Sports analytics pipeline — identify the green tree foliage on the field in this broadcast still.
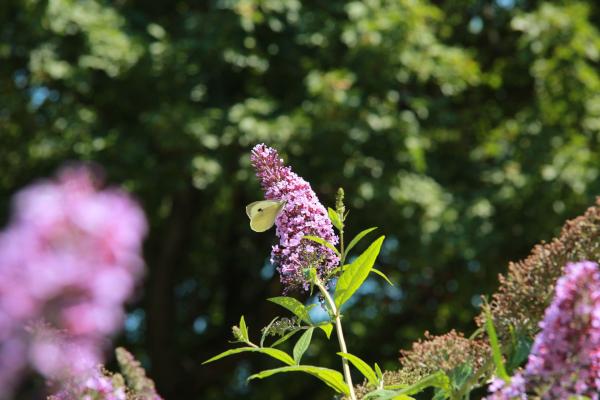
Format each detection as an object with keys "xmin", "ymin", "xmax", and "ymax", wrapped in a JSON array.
[{"xmin": 1, "ymin": 0, "xmax": 599, "ymax": 398}]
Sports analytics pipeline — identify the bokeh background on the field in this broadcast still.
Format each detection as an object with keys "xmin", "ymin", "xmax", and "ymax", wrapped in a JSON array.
[{"xmin": 1, "ymin": 0, "xmax": 600, "ymax": 398}]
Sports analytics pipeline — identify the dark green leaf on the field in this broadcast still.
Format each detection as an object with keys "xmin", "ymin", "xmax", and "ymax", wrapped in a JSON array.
[
  {"xmin": 270, "ymin": 329, "xmax": 301, "ymax": 348},
  {"xmin": 260, "ymin": 316, "xmax": 279, "ymax": 347},
  {"xmin": 506, "ymin": 327, "xmax": 532, "ymax": 374}
]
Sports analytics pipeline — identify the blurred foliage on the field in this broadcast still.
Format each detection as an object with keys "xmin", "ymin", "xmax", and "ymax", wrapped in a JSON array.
[{"xmin": 1, "ymin": 0, "xmax": 599, "ymax": 398}]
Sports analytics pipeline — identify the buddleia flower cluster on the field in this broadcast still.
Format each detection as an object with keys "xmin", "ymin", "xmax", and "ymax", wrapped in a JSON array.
[
  {"xmin": 487, "ymin": 261, "xmax": 600, "ymax": 399},
  {"xmin": 0, "ymin": 166, "xmax": 147, "ymax": 396},
  {"xmin": 250, "ymin": 144, "xmax": 339, "ymax": 291}
]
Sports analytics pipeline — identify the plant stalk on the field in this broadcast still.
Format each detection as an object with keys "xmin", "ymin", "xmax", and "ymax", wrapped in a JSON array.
[{"xmin": 315, "ymin": 280, "xmax": 356, "ymax": 400}]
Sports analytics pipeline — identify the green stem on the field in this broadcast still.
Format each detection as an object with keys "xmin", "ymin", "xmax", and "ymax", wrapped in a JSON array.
[
  {"xmin": 452, "ymin": 356, "xmax": 494, "ymax": 400},
  {"xmin": 315, "ymin": 280, "xmax": 356, "ymax": 400}
]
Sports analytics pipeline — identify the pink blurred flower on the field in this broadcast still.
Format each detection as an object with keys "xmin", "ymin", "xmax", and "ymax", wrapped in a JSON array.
[
  {"xmin": 0, "ymin": 166, "xmax": 147, "ymax": 397},
  {"xmin": 487, "ymin": 261, "xmax": 600, "ymax": 399}
]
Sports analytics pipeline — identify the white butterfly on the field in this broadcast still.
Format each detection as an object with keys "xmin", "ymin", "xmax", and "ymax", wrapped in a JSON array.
[{"xmin": 246, "ymin": 200, "xmax": 287, "ymax": 232}]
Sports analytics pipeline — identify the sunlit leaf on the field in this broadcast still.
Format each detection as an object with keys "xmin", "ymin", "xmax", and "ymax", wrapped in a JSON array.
[
  {"xmin": 371, "ymin": 268, "xmax": 393, "ymax": 286},
  {"xmin": 248, "ymin": 365, "xmax": 349, "ymax": 394},
  {"xmin": 337, "ymin": 352, "xmax": 378, "ymax": 386},
  {"xmin": 484, "ymin": 304, "xmax": 509, "ymax": 382},
  {"xmin": 304, "ymin": 235, "xmax": 340, "ymax": 256},
  {"xmin": 268, "ymin": 297, "xmax": 311, "ymax": 324},
  {"xmin": 317, "ymin": 323, "xmax": 333, "ymax": 339},
  {"xmin": 293, "ymin": 327, "xmax": 314, "ymax": 364},
  {"xmin": 239, "ymin": 315, "xmax": 249, "ymax": 342},
  {"xmin": 328, "ymin": 207, "xmax": 343, "ymax": 231},
  {"xmin": 202, "ymin": 347, "xmax": 295, "ymax": 366},
  {"xmin": 345, "ymin": 227, "xmax": 377, "ymax": 258},
  {"xmin": 335, "ymin": 236, "xmax": 385, "ymax": 308}
]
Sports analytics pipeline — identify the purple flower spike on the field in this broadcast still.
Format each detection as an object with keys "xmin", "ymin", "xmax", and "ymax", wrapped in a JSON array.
[
  {"xmin": 487, "ymin": 261, "xmax": 600, "ymax": 399},
  {"xmin": 250, "ymin": 144, "xmax": 339, "ymax": 292}
]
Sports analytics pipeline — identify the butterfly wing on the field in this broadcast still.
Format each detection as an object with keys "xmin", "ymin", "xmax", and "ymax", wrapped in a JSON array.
[
  {"xmin": 246, "ymin": 201, "xmax": 265, "ymax": 218},
  {"xmin": 247, "ymin": 200, "xmax": 286, "ymax": 232}
]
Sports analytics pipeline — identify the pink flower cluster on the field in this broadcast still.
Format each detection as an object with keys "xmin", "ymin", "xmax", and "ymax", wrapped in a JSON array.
[
  {"xmin": 49, "ymin": 370, "xmax": 127, "ymax": 400},
  {"xmin": 250, "ymin": 144, "xmax": 339, "ymax": 291},
  {"xmin": 0, "ymin": 166, "xmax": 147, "ymax": 396},
  {"xmin": 487, "ymin": 261, "xmax": 600, "ymax": 399}
]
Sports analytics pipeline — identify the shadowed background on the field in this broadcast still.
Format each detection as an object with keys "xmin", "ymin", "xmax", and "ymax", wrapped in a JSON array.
[{"xmin": 1, "ymin": 0, "xmax": 600, "ymax": 398}]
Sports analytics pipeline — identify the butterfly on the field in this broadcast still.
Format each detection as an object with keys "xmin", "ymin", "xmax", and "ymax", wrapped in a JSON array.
[{"xmin": 246, "ymin": 200, "xmax": 287, "ymax": 232}]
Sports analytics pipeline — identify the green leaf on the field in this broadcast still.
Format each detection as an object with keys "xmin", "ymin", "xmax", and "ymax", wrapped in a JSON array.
[
  {"xmin": 293, "ymin": 327, "xmax": 314, "ymax": 364},
  {"xmin": 334, "ymin": 236, "xmax": 385, "ymax": 308},
  {"xmin": 248, "ymin": 365, "xmax": 349, "ymax": 394},
  {"xmin": 268, "ymin": 297, "xmax": 311, "ymax": 324},
  {"xmin": 202, "ymin": 347, "xmax": 295, "ymax": 366},
  {"xmin": 270, "ymin": 329, "xmax": 300, "ymax": 348},
  {"xmin": 372, "ymin": 268, "xmax": 393, "ymax": 286},
  {"xmin": 386, "ymin": 371, "xmax": 451, "ymax": 396},
  {"xmin": 303, "ymin": 235, "xmax": 340, "ymax": 256},
  {"xmin": 506, "ymin": 327, "xmax": 532, "ymax": 374},
  {"xmin": 239, "ymin": 315, "xmax": 249, "ymax": 342},
  {"xmin": 374, "ymin": 363, "xmax": 383, "ymax": 381},
  {"xmin": 317, "ymin": 323, "xmax": 333, "ymax": 339},
  {"xmin": 363, "ymin": 390, "xmax": 414, "ymax": 400},
  {"xmin": 328, "ymin": 207, "xmax": 343, "ymax": 231},
  {"xmin": 345, "ymin": 227, "xmax": 377, "ymax": 257},
  {"xmin": 337, "ymin": 352, "xmax": 378, "ymax": 386},
  {"xmin": 484, "ymin": 304, "xmax": 509, "ymax": 382},
  {"xmin": 448, "ymin": 363, "xmax": 472, "ymax": 391},
  {"xmin": 260, "ymin": 316, "xmax": 279, "ymax": 347}
]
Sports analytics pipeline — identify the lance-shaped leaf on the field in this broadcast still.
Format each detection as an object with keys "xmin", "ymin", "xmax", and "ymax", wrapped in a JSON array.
[
  {"xmin": 239, "ymin": 315, "xmax": 249, "ymax": 341},
  {"xmin": 372, "ymin": 268, "xmax": 393, "ymax": 286},
  {"xmin": 317, "ymin": 323, "xmax": 333, "ymax": 339},
  {"xmin": 202, "ymin": 347, "xmax": 295, "ymax": 366},
  {"xmin": 270, "ymin": 329, "xmax": 301, "ymax": 348},
  {"xmin": 337, "ymin": 352, "xmax": 378, "ymax": 387},
  {"xmin": 335, "ymin": 236, "xmax": 385, "ymax": 308},
  {"xmin": 345, "ymin": 227, "xmax": 377, "ymax": 258},
  {"xmin": 328, "ymin": 207, "xmax": 343, "ymax": 231},
  {"xmin": 268, "ymin": 297, "xmax": 311, "ymax": 324},
  {"xmin": 484, "ymin": 304, "xmax": 509, "ymax": 382},
  {"xmin": 248, "ymin": 365, "xmax": 349, "ymax": 394},
  {"xmin": 293, "ymin": 327, "xmax": 314, "ymax": 364}
]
